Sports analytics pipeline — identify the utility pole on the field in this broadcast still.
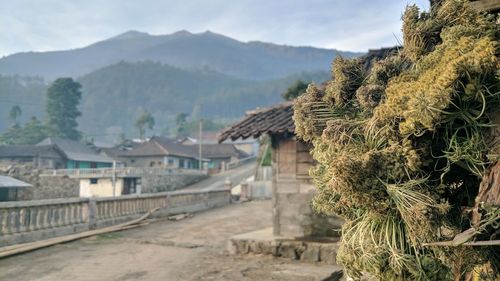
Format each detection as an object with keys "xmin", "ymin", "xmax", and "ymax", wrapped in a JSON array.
[
  {"xmin": 112, "ymin": 160, "xmax": 116, "ymax": 196},
  {"xmin": 198, "ymin": 120, "xmax": 203, "ymax": 170}
]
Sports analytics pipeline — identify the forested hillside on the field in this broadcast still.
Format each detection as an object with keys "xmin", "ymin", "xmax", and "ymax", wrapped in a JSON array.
[
  {"xmin": 0, "ymin": 30, "xmax": 360, "ymax": 143},
  {"xmin": 0, "ymin": 62, "xmax": 329, "ymax": 141},
  {"xmin": 77, "ymin": 61, "xmax": 329, "ymax": 138}
]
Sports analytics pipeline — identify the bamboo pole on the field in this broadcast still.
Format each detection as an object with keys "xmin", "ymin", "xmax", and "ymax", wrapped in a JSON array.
[{"xmin": 422, "ymin": 240, "xmax": 500, "ymax": 247}]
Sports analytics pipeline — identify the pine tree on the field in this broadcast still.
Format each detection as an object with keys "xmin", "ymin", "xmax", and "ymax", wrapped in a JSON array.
[{"xmin": 45, "ymin": 78, "xmax": 82, "ymax": 140}]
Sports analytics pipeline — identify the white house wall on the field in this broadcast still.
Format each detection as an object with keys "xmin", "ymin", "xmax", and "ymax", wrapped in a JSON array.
[{"xmin": 79, "ymin": 178, "xmax": 124, "ymax": 198}]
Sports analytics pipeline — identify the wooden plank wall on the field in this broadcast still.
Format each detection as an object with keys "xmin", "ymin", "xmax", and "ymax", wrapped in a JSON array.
[
  {"xmin": 277, "ymin": 138, "xmax": 296, "ymax": 176},
  {"xmin": 273, "ymin": 135, "xmax": 314, "ymax": 179}
]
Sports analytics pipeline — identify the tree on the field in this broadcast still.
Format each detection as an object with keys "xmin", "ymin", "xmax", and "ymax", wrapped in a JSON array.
[
  {"xmin": 0, "ymin": 117, "xmax": 48, "ymax": 145},
  {"xmin": 0, "ymin": 125, "xmax": 21, "ymax": 145},
  {"xmin": 282, "ymin": 80, "xmax": 309, "ymax": 101},
  {"xmin": 45, "ymin": 78, "xmax": 82, "ymax": 140},
  {"xmin": 9, "ymin": 105, "xmax": 22, "ymax": 125},
  {"xmin": 175, "ymin": 113, "xmax": 189, "ymax": 137},
  {"xmin": 18, "ymin": 116, "xmax": 48, "ymax": 144},
  {"xmin": 135, "ymin": 111, "xmax": 155, "ymax": 140}
]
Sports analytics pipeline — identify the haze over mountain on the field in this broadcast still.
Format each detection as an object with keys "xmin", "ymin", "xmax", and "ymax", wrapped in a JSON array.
[
  {"xmin": 0, "ymin": 30, "xmax": 364, "ymax": 143},
  {"xmin": 0, "ymin": 30, "xmax": 361, "ymax": 80}
]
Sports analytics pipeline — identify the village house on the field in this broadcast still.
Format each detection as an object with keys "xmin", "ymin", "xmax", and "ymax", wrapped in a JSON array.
[
  {"xmin": 180, "ymin": 132, "xmax": 259, "ymax": 157},
  {"xmin": 77, "ymin": 172, "xmax": 141, "ymax": 198},
  {"xmin": 37, "ymin": 137, "xmax": 114, "ymax": 169},
  {"xmin": 0, "ymin": 175, "xmax": 31, "ymax": 201},
  {"xmin": 0, "ymin": 144, "xmax": 66, "ymax": 169},
  {"xmin": 219, "ymin": 101, "xmax": 342, "ymax": 238},
  {"xmin": 187, "ymin": 143, "xmax": 249, "ymax": 172},
  {"xmin": 118, "ymin": 136, "xmax": 206, "ymax": 169}
]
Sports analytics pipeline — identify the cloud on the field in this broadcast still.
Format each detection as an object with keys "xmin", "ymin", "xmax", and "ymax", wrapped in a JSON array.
[{"xmin": 0, "ymin": 0, "xmax": 430, "ymax": 56}]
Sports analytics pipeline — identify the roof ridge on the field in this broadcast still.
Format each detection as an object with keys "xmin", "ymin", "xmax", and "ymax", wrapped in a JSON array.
[{"xmin": 153, "ymin": 139, "xmax": 170, "ymax": 155}]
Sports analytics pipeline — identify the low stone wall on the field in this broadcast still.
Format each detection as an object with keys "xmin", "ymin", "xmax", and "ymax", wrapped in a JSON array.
[
  {"xmin": 244, "ymin": 181, "xmax": 272, "ymax": 200},
  {"xmin": 228, "ymin": 228, "xmax": 340, "ymax": 264},
  {"xmin": 140, "ymin": 173, "xmax": 208, "ymax": 193},
  {"xmin": 0, "ymin": 165, "xmax": 208, "ymax": 200},
  {"xmin": 0, "ymin": 189, "xmax": 231, "ymax": 247},
  {"xmin": 0, "ymin": 165, "xmax": 80, "ymax": 200}
]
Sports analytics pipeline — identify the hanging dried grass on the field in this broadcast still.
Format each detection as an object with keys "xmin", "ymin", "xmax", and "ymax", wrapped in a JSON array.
[{"xmin": 293, "ymin": 1, "xmax": 500, "ymax": 279}]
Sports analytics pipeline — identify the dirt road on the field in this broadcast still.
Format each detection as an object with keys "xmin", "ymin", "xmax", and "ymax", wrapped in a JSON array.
[{"xmin": 0, "ymin": 200, "xmax": 339, "ymax": 281}]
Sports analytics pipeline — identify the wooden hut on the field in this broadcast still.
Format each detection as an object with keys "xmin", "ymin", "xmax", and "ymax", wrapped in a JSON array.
[{"xmin": 219, "ymin": 102, "xmax": 342, "ymax": 238}]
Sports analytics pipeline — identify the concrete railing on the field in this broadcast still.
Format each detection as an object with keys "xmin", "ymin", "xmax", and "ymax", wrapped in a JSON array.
[
  {"xmin": 39, "ymin": 167, "xmax": 208, "ymax": 178},
  {"xmin": 225, "ymin": 156, "xmax": 257, "ymax": 170},
  {"xmin": 0, "ymin": 189, "xmax": 230, "ymax": 246}
]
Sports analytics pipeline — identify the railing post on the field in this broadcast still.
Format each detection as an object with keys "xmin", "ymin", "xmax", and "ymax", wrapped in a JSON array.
[
  {"xmin": 224, "ymin": 178, "xmax": 232, "ymax": 190},
  {"xmin": 240, "ymin": 180, "xmax": 249, "ymax": 201},
  {"xmin": 88, "ymin": 199, "xmax": 97, "ymax": 230}
]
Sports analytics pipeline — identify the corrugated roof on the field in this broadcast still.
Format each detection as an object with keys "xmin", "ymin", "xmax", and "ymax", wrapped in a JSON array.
[
  {"xmin": 0, "ymin": 176, "xmax": 31, "ymax": 188},
  {"xmin": 218, "ymin": 102, "xmax": 294, "ymax": 142},
  {"xmin": 37, "ymin": 137, "xmax": 113, "ymax": 163}
]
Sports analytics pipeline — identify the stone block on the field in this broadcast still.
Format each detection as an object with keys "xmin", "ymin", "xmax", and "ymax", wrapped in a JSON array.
[
  {"xmin": 319, "ymin": 243, "xmax": 339, "ymax": 264},
  {"xmin": 300, "ymin": 244, "xmax": 321, "ymax": 262},
  {"xmin": 278, "ymin": 241, "xmax": 304, "ymax": 260}
]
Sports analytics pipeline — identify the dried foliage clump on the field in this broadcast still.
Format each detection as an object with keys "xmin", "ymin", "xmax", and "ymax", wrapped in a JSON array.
[{"xmin": 293, "ymin": 1, "xmax": 500, "ymax": 280}]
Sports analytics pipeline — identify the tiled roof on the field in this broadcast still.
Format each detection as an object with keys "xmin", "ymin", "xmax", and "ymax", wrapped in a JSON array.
[
  {"xmin": 121, "ymin": 137, "xmax": 202, "ymax": 160},
  {"xmin": 186, "ymin": 143, "xmax": 248, "ymax": 159},
  {"xmin": 37, "ymin": 137, "xmax": 114, "ymax": 163},
  {"xmin": 0, "ymin": 145, "xmax": 62, "ymax": 158},
  {"xmin": 218, "ymin": 102, "xmax": 294, "ymax": 142}
]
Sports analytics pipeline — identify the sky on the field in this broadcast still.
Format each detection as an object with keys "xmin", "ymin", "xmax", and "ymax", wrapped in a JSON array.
[{"xmin": 0, "ymin": 0, "xmax": 429, "ymax": 57}]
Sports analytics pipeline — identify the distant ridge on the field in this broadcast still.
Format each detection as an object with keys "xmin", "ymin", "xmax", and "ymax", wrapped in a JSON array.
[
  {"xmin": 0, "ymin": 30, "xmax": 363, "ymax": 80},
  {"xmin": 107, "ymin": 30, "xmax": 151, "ymax": 41}
]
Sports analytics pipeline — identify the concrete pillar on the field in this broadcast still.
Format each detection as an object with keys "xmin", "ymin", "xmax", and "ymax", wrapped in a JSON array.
[
  {"xmin": 223, "ymin": 178, "xmax": 232, "ymax": 190},
  {"xmin": 88, "ymin": 199, "xmax": 97, "ymax": 229},
  {"xmin": 240, "ymin": 180, "xmax": 249, "ymax": 201}
]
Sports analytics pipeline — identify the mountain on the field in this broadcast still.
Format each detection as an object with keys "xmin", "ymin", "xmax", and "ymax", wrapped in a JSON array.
[
  {"xmin": 76, "ymin": 61, "xmax": 329, "ymax": 139},
  {"xmin": 0, "ymin": 30, "xmax": 361, "ymax": 80}
]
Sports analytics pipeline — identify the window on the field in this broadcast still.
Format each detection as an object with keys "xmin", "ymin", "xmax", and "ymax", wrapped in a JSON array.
[
  {"xmin": 150, "ymin": 161, "xmax": 155, "ymax": 167},
  {"xmin": 90, "ymin": 178, "xmax": 98, "ymax": 184},
  {"xmin": 179, "ymin": 159, "xmax": 184, "ymax": 168},
  {"xmin": 130, "ymin": 159, "xmax": 135, "ymax": 163},
  {"xmin": 168, "ymin": 159, "xmax": 174, "ymax": 165}
]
